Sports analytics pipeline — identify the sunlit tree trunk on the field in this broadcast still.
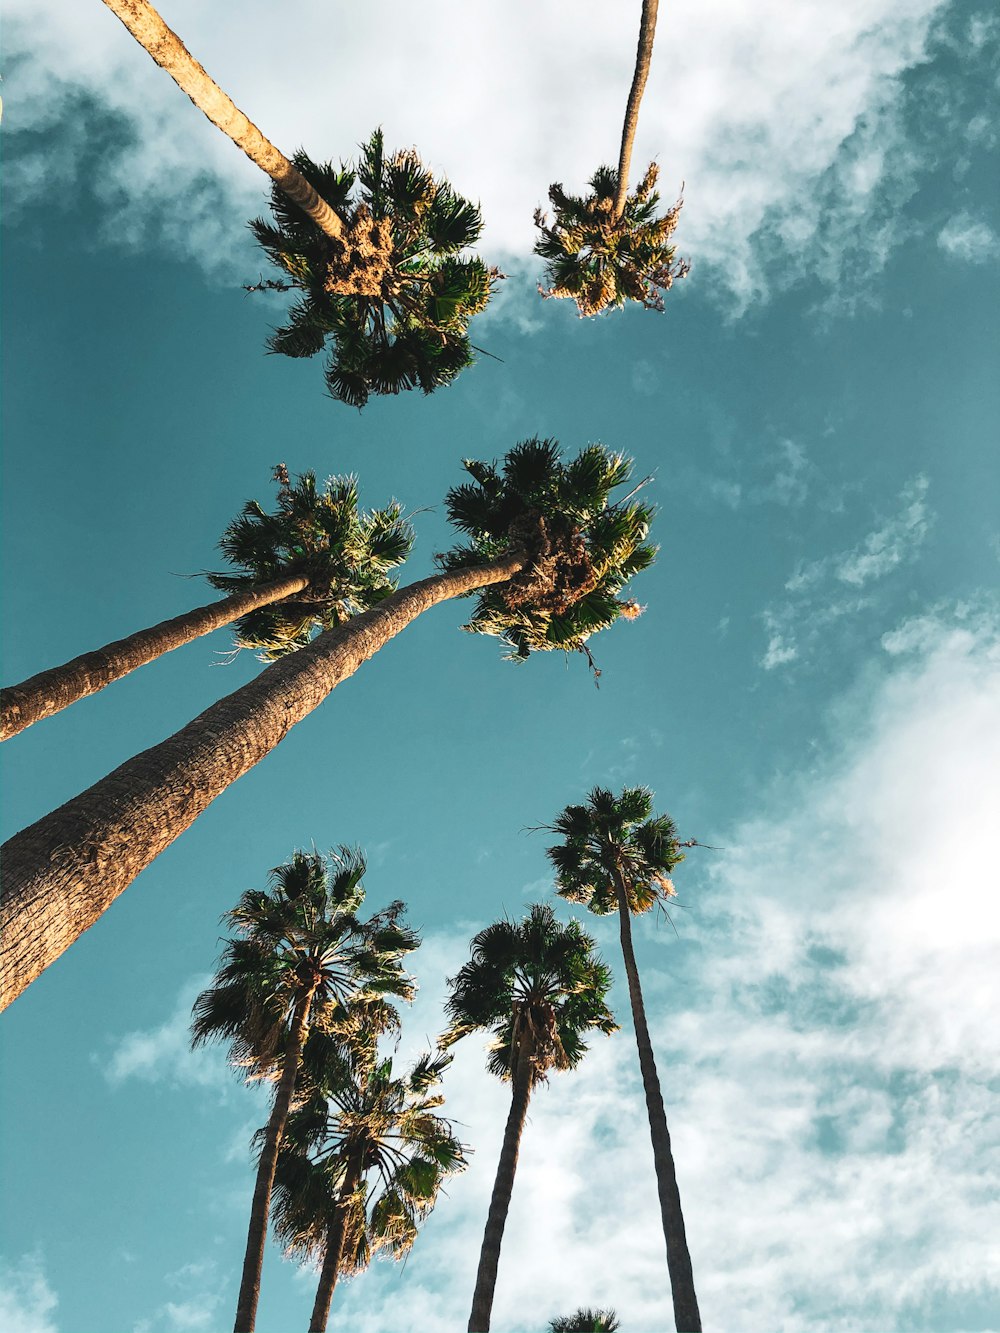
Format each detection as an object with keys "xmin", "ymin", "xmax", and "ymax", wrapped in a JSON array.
[
  {"xmin": 468, "ymin": 1043, "xmax": 534, "ymax": 1332},
  {"xmin": 101, "ymin": 0, "xmax": 347, "ymax": 241},
  {"xmin": 613, "ymin": 0, "xmax": 660, "ymax": 219},
  {"xmin": 235, "ymin": 983, "xmax": 318, "ymax": 1333},
  {"xmin": 613, "ymin": 865, "xmax": 701, "ymax": 1332},
  {"xmin": 1, "ymin": 574, "xmax": 308, "ymax": 741},
  {"xmin": 0, "ymin": 555, "xmax": 524, "ymax": 1010},
  {"xmin": 308, "ymin": 1154, "xmax": 365, "ymax": 1332}
]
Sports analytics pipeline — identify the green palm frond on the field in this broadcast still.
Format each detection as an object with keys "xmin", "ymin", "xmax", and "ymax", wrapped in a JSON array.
[{"xmin": 436, "ymin": 439, "xmax": 656, "ymax": 664}]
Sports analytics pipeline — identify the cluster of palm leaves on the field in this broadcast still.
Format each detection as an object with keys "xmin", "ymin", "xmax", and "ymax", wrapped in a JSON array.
[{"xmin": 249, "ymin": 132, "xmax": 500, "ymax": 407}]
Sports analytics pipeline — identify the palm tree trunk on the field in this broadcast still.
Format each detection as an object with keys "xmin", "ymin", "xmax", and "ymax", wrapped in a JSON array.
[
  {"xmin": 0, "ymin": 554, "xmax": 524, "ymax": 1010},
  {"xmin": 613, "ymin": 867, "xmax": 700, "ymax": 1332},
  {"xmin": 308, "ymin": 1155, "xmax": 364, "ymax": 1333},
  {"xmin": 468, "ymin": 1044, "xmax": 534, "ymax": 1333},
  {"xmin": 235, "ymin": 983, "xmax": 318, "ymax": 1333},
  {"xmin": 101, "ymin": 0, "xmax": 346, "ymax": 242},
  {"xmin": 1, "ymin": 574, "xmax": 308, "ymax": 742},
  {"xmin": 613, "ymin": 0, "xmax": 660, "ymax": 219}
]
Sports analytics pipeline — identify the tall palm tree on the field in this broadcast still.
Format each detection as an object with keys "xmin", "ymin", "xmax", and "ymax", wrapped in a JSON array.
[
  {"xmin": 533, "ymin": 0, "xmax": 689, "ymax": 315},
  {"xmin": 250, "ymin": 133, "xmax": 500, "ymax": 408},
  {"xmin": 271, "ymin": 1045, "xmax": 466, "ymax": 1331},
  {"xmin": 190, "ymin": 848, "xmax": 419, "ymax": 1333},
  {"xmin": 1, "ymin": 441, "xmax": 655, "ymax": 1009},
  {"xmin": 0, "ymin": 466, "xmax": 412, "ymax": 741},
  {"xmin": 441, "ymin": 904, "xmax": 618, "ymax": 1333},
  {"xmin": 546, "ymin": 787, "xmax": 701, "ymax": 1333},
  {"xmin": 100, "ymin": 1, "xmax": 496, "ymax": 402}
]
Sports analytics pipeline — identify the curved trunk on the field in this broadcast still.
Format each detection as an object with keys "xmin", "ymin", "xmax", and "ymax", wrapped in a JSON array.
[
  {"xmin": 308, "ymin": 1155, "xmax": 365, "ymax": 1333},
  {"xmin": 613, "ymin": 0, "xmax": 661, "ymax": 219},
  {"xmin": 1, "ymin": 574, "xmax": 309, "ymax": 742},
  {"xmin": 468, "ymin": 1045, "xmax": 534, "ymax": 1332},
  {"xmin": 101, "ymin": 0, "xmax": 346, "ymax": 242},
  {"xmin": 0, "ymin": 554, "xmax": 524, "ymax": 1010},
  {"xmin": 234, "ymin": 984, "xmax": 317, "ymax": 1333},
  {"xmin": 613, "ymin": 867, "xmax": 700, "ymax": 1332}
]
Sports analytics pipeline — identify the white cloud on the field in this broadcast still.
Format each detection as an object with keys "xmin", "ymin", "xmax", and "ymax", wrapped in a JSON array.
[
  {"xmin": 0, "ymin": 1256, "xmax": 58, "ymax": 1333},
  {"xmin": 760, "ymin": 474, "xmax": 932, "ymax": 668},
  {"xmin": 938, "ymin": 211, "xmax": 1000, "ymax": 262},
  {"xmin": 99, "ymin": 974, "xmax": 229, "ymax": 1090},
  {"xmin": 133, "ymin": 1261, "xmax": 224, "ymax": 1333},
  {"xmin": 324, "ymin": 602, "xmax": 1000, "ymax": 1331},
  {"xmin": 2, "ymin": 0, "xmax": 955, "ymax": 306}
]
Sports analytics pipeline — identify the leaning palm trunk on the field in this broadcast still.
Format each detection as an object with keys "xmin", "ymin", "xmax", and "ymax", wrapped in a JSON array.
[
  {"xmin": 0, "ymin": 554, "xmax": 523, "ymax": 1010},
  {"xmin": 235, "ymin": 984, "xmax": 318, "ymax": 1333},
  {"xmin": 613, "ymin": 868, "xmax": 700, "ymax": 1332},
  {"xmin": 308, "ymin": 1156, "xmax": 364, "ymax": 1333},
  {"xmin": 612, "ymin": 0, "xmax": 660, "ymax": 219},
  {"xmin": 468, "ymin": 1045, "xmax": 534, "ymax": 1333},
  {"xmin": 0, "ymin": 574, "xmax": 308, "ymax": 742},
  {"xmin": 102, "ymin": 0, "xmax": 346, "ymax": 242}
]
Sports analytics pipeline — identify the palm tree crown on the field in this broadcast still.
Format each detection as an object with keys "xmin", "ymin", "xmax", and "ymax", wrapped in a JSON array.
[
  {"xmin": 534, "ymin": 164, "xmax": 688, "ymax": 317},
  {"xmin": 546, "ymin": 785, "xmax": 685, "ymax": 916},
  {"xmin": 250, "ymin": 131, "xmax": 500, "ymax": 407},
  {"xmin": 191, "ymin": 848, "xmax": 419, "ymax": 1077},
  {"xmin": 438, "ymin": 438, "xmax": 655, "ymax": 664},
  {"xmin": 549, "ymin": 1309, "xmax": 622, "ymax": 1333},
  {"xmin": 441, "ymin": 904, "xmax": 618, "ymax": 1083},
  {"xmin": 207, "ymin": 465, "xmax": 413, "ymax": 659}
]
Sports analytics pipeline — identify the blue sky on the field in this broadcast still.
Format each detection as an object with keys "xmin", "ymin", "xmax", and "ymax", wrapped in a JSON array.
[{"xmin": 2, "ymin": 1, "xmax": 999, "ymax": 1330}]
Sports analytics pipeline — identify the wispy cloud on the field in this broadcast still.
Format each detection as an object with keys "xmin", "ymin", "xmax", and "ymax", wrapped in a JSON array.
[
  {"xmin": 133, "ymin": 1260, "xmax": 225, "ymax": 1333},
  {"xmin": 760, "ymin": 474, "xmax": 932, "ymax": 669},
  {"xmin": 937, "ymin": 211, "xmax": 1000, "ymax": 263},
  {"xmin": 2, "ymin": 0, "xmax": 961, "ymax": 308},
  {"xmin": 98, "ymin": 975, "xmax": 226, "ymax": 1090},
  {"xmin": 0, "ymin": 1254, "xmax": 58, "ymax": 1333}
]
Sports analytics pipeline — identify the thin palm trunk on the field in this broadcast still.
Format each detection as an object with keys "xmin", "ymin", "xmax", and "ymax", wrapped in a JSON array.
[
  {"xmin": 235, "ymin": 983, "xmax": 318, "ymax": 1333},
  {"xmin": 468, "ymin": 1044, "xmax": 534, "ymax": 1333},
  {"xmin": 308, "ymin": 1154, "xmax": 365, "ymax": 1333},
  {"xmin": 101, "ymin": 0, "xmax": 347, "ymax": 242},
  {"xmin": 612, "ymin": 0, "xmax": 660, "ymax": 219},
  {"xmin": 613, "ymin": 867, "xmax": 700, "ymax": 1332},
  {"xmin": 0, "ymin": 554, "xmax": 524, "ymax": 1010},
  {"xmin": 1, "ymin": 574, "xmax": 308, "ymax": 742}
]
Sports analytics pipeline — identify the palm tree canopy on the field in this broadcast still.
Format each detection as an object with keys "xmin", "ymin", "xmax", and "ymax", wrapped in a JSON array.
[
  {"xmin": 206, "ymin": 465, "xmax": 414, "ymax": 659},
  {"xmin": 249, "ymin": 130, "xmax": 500, "ymax": 407},
  {"xmin": 546, "ymin": 786, "xmax": 686, "ymax": 917},
  {"xmin": 271, "ymin": 1046, "xmax": 466, "ymax": 1271},
  {"xmin": 549, "ymin": 1308, "xmax": 622, "ymax": 1333},
  {"xmin": 441, "ymin": 904, "xmax": 618, "ymax": 1085},
  {"xmin": 437, "ymin": 438, "xmax": 655, "ymax": 663},
  {"xmin": 191, "ymin": 848, "xmax": 419, "ymax": 1079},
  {"xmin": 534, "ymin": 163, "xmax": 688, "ymax": 317}
]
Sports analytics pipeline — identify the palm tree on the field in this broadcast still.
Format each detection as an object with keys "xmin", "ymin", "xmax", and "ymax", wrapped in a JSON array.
[
  {"xmin": 1, "ymin": 441, "xmax": 655, "ymax": 1009},
  {"xmin": 190, "ymin": 848, "xmax": 419, "ymax": 1333},
  {"xmin": 249, "ymin": 133, "xmax": 500, "ymax": 408},
  {"xmin": 100, "ymin": 1, "xmax": 496, "ymax": 402},
  {"xmin": 271, "ymin": 1045, "xmax": 466, "ymax": 1331},
  {"xmin": 546, "ymin": 787, "xmax": 701, "ymax": 1333},
  {"xmin": 549, "ymin": 1310, "xmax": 621, "ymax": 1333},
  {"xmin": 441, "ymin": 904, "xmax": 618, "ymax": 1333},
  {"xmin": 533, "ymin": 0, "xmax": 689, "ymax": 315},
  {"xmin": 0, "ymin": 466, "xmax": 412, "ymax": 741}
]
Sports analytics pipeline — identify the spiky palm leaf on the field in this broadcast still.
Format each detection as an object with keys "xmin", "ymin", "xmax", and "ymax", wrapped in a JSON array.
[
  {"xmin": 549, "ymin": 1308, "xmax": 621, "ymax": 1333},
  {"xmin": 437, "ymin": 438, "xmax": 655, "ymax": 663},
  {"xmin": 250, "ymin": 131, "xmax": 500, "ymax": 407},
  {"xmin": 440, "ymin": 904, "xmax": 617, "ymax": 1084},
  {"xmin": 534, "ymin": 164, "xmax": 688, "ymax": 316},
  {"xmin": 207, "ymin": 466, "xmax": 413, "ymax": 659},
  {"xmin": 545, "ymin": 786, "xmax": 685, "ymax": 918}
]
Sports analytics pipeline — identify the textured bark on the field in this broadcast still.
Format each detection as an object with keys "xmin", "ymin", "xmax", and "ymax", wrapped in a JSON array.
[
  {"xmin": 101, "ymin": 0, "xmax": 347, "ymax": 241},
  {"xmin": 613, "ymin": 0, "xmax": 661, "ymax": 219},
  {"xmin": 1, "ymin": 574, "xmax": 308, "ymax": 742},
  {"xmin": 613, "ymin": 866, "xmax": 701, "ymax": 1333},
  {"xmin": 0, "ymin": 555, "xmax": 523, "ymax": 1011},
  {"xmin": 468, "ymin": 1045, "xmax": 534, "ymax": 1333},
  {"xmin": 234, "ymin": 984, "xmax": 317, "ymax": 1333},
  {"xmin": 308, "ymin": 1155, "xmax": 364, "ymax": 1332}
]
